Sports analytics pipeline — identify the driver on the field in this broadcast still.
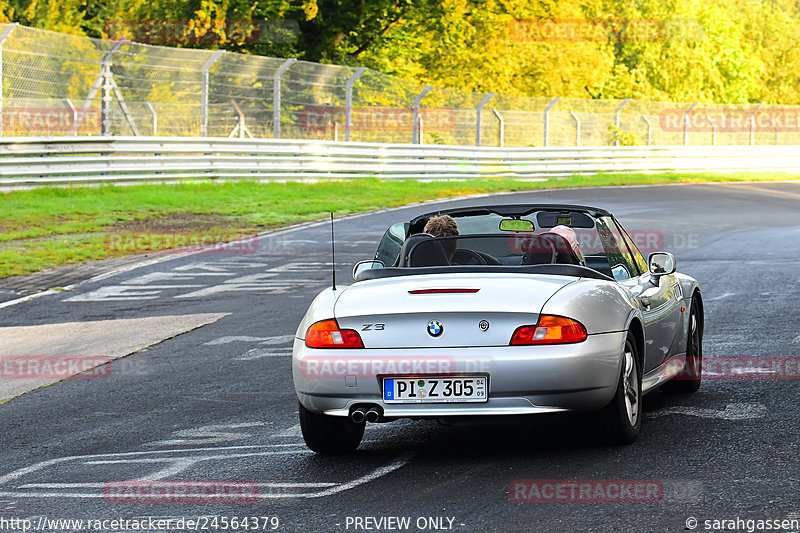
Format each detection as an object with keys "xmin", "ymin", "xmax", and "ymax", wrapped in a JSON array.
[
  {"xmin": 424, "ymin": 214, "xmax": 459, "ymax": 261},
  {"xmin": 549, "ymin": 224, "xmax": 586, "ymax": 266}
]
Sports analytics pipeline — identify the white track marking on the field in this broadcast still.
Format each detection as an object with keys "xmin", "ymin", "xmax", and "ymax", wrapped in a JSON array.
[
  {"xmin": 646, "ymin": 403, "xmax": 766, "ymax": 420},
  {"xmin": 0, "ymin": 443, "xmax": 411, "ymax": 499},
  {"xmin": 706, "ymin": 292, "xmax": 736, "ymax": 302},
  {"xmin": 145, "ymin": 422, "xmax": 267, "ymax": 447},
  {"xmin": 203, "ymin": 336, "xmax": 271, "ymax": 345},
  {"xmin": 308, "ymin": 455, "xmax": 412, "ymax": 498},
  {"xmin": 236, "ymin": 349, "xmax": 291, "ymax": 360},
  {"xmin": 274, "ymin": 424, "xmax": 302, "ymax": 438}
]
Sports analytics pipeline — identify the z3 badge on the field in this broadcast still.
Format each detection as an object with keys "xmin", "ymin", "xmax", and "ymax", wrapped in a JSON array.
[{"xmin": 361, "ymin": 323, "xmax": 385, "ymax": 331}]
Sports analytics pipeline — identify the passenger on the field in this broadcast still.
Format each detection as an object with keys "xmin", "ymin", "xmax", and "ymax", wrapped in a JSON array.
[
  {"xmin": 424, "ymin": 214, "xmax": 459, "ymax": 261},
  {"xmin": 548, "ymin": 225, "xmax": 586, "ymax": 266}
]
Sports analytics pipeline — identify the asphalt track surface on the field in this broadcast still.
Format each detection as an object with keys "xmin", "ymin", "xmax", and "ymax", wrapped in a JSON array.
[{"xmin": 1, "ymin": 182, "xmax": 799, "ymax": 533}]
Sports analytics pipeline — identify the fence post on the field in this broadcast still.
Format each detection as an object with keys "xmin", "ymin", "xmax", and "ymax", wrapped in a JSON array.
[
  {"xmin": 613, "ymin": 99, "xmax": 630, "ymax": 146},
  {"xmin": 63, "ymin": 98, "xmax": 77, "ymax": 131},
  {"xmin": 491, "ymin": 109, "xmax": 504, "ymax": 147},
  {"xmin": 749, "ymin": 104, "xmax": 762, "ymax": 146},
  {"xmin": 543, "ymin": 97, "xmax": 560, "ymax": 147},
  {"xmin": 683, "ymin": 102, "xmax": 698, "ymax": 146},
  {"xmin": 569, "ymin": 110, "xmax": 581, "ymax": 147},
  {"xmin": 229, "ymin": 100, "xmax": 252, "ymax": 138},
  {"xmin": 641, "ymin": 114, "xmax": 652, "ymax": 146},
  {"xmin": 145, "ymin": 102, "xmax": 157, "ymax": 136},
  {"xmin": 345, "ymin": 67, "xmax": 366, "ymax": 142},
  {"xmin": 767, "ymin": 116, "xmax": 778, "ymax": 145},
  {"xmin": 273, "ymin": 58, "xmax": 297, "ymax": 139},
  {"xmin": 100, "ymin": 43, "xmax": 129, "ymax": 136},
  {"xmin": 475, "ymin": 92, "xmax": 495, "ymax": 146},
  {"xmin": 72, "ymin": 41, "xmax": 125, "ymax": 135},
  {"xmin": 706, "ymin": 115, "xmax": 716, "ymax": 146},
  {"xmin": 412, "ymin": 86, "xmax": 433, "ymax": 144},
  {"xmin": 0, "ymin": 23, "xmax": 18, "ymax": 137},
  {"xmin": 201, "ymin": 49, "xmax": 224, "ymax": 137}
]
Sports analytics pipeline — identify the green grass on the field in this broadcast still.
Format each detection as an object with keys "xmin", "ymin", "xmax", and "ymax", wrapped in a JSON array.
[{"xmin": 0, "ymin": 172, "xmax": 797, "ymax": 278}]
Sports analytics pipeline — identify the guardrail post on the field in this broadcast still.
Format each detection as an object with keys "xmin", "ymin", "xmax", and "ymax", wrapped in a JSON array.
[
  {"xmin": 273, "ymin": 58, "xmax": 297, "ymax": 139},
  {"xmin": 345, "ymin": 67, "xmax": 367, "ymax": 142},
  {"xmin": 749, "ymin": 104, "xmax": 762, "ymax": 146},
  {"xmin": 0, "ymin": 23, "xmax": 18, "ymax": 137},
  {"xmin": 412, "ymin": 86, "xmax": 433, "ymax": 144},
  {"xmin": 613, "ymin": 98, "xmax": 630, "ymax": 146},
  {"xmin": 543, "ymin": 97, "xmax": 560, "ymax": 147},
  {"xmin": 569, "ymin": 110, "xmax": 581, "ymax": 147},
  {"xmin": 641, "ymin": 114, "xmax": 652, "ymax": 145},
  {"xmin": 491, "ymin": 109, "xmax": 504, "ymax": 147},
  {"xmin": 200, "ymin": 50, "xmax": 224, "ymax": 137},
  {"xmin": 145, "ymin": 102, "xmax": 157, "ymax": 135},
  {"xmin": 475, "ymin": 92, "xmax": 495, "ymax": 146},
  {"xmin": 683, "ymin": 102, "xmax": 698, "ymax": 145},
  {"xmin": 706, "ymin": 115, "xmax": 716, "ymax": 146}
]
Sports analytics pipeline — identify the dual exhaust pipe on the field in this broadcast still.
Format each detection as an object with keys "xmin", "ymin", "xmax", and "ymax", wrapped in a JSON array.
[{"xmin": 350, "ymin": 406, "xmax": 382, "ymax": 423}]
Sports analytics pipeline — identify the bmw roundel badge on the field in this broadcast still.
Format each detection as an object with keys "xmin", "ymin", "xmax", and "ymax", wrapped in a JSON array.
[{"xmin": 427, "ymin": 320, "xmax": 444, "ymax": 337}]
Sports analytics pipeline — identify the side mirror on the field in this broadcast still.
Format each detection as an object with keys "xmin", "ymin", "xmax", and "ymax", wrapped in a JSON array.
[
  {"xmin": 648, "ymin": 252, "xmax": 676, "ymax": 280},
  {"xmin": 353, "ymin": 259, "xmax": 384, "ymax": 280}
]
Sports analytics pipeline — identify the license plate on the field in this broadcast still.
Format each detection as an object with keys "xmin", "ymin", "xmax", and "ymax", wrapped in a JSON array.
[{"xmin": 383, "ymin": 376, "xmax": 487, "ymax": 403}]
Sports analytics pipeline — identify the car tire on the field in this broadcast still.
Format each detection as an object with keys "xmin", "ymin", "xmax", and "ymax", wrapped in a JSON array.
[
  {"xmin": 600, "ymin": 333, "xmax": 642, "ymax": 445},
  {"xmin": 662, "ymin": 296, "xmax": 703, "ymax": 393},
  {"xmin": 299, "ymin": 401, "xmax": 365, "ymax": 454}
]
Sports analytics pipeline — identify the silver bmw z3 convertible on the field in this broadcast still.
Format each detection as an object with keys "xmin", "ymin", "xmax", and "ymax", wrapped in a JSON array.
[{"xmin": 292, "ymin": 204, "xmax": 703, "ymax": 452}]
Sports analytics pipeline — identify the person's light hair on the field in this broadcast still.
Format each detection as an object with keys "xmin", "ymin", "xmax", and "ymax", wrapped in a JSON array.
[{"xmin": 424, "ymin": 215, "xmax": 459, "ymax": 237}]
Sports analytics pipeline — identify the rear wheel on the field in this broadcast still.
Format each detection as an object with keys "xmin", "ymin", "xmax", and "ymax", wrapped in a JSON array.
[
  {"xmin": 662, "ymin": 296, "xmax": 703, "ymax": 393},
  {"xmin": 600, "ymin": 333, "xmax": 642, "ymax": 444},
  {"xmin": 299, "ymin": 402, "xmax": 365, "ymax": 454}
]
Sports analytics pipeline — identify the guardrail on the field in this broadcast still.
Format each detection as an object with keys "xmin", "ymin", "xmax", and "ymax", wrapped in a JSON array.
[{"xmin": 1, "ymin": 136, "xmax": 799, "ymax": 189}]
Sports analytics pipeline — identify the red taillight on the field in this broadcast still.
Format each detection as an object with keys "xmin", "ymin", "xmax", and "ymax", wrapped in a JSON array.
[
  {"xmin": 510, "ymin": 315, "xmax": 587, "ymax": 345},
  {"xmin": 305, "ymin": 319, "xmax": 364, "ymax": 349}
]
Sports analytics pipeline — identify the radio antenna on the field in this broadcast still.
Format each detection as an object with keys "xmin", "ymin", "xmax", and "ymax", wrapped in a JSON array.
[{"xmin": 330, "ymin": 212, "xmax": 336, "ymax": 290}]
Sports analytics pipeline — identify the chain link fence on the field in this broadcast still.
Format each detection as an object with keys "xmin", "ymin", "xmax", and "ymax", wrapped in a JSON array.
[{"xmin": 1, "ymin": 23, "xmax": 799, "ymax": 146}]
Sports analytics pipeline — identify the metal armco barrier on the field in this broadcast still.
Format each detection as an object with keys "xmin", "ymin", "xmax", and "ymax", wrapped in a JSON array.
[{"xmin": 0, "ymin": 136, "xmax": 798, "ymax": 189}]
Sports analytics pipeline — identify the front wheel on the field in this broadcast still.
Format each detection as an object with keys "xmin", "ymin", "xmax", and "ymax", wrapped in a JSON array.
[
  {"xmin": 298, "ymin": 402, "xmax": 365, "ymax": 454},
  {"xmin": 600, "ymin": 333, "xmax": 642, "ymax": 445}
]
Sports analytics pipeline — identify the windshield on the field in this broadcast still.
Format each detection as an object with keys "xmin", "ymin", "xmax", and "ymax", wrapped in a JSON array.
[{"xmin": 376, "ymin": 209, "xmax": 645, "ymax": 280}]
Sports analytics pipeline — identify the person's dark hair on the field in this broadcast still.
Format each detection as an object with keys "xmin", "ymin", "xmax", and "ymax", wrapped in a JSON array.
[{"xmin": 424, "ymin": 215, "xmax": 459, "ymax": 237}]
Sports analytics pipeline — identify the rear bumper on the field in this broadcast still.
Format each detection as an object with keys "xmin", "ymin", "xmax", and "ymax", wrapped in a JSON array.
[{"xmin": 292, "ymin": 331, "xmax": 626, "ymax": 417}]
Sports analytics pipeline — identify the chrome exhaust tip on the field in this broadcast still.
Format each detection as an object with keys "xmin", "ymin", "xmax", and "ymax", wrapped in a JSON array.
[
  {"xmin": 365, "ymin": 407, "xmax": 381, "ymax": 423},
  {"xmin": 350, "ymin": 407, "xmax": 368, "ymax": 423}
]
